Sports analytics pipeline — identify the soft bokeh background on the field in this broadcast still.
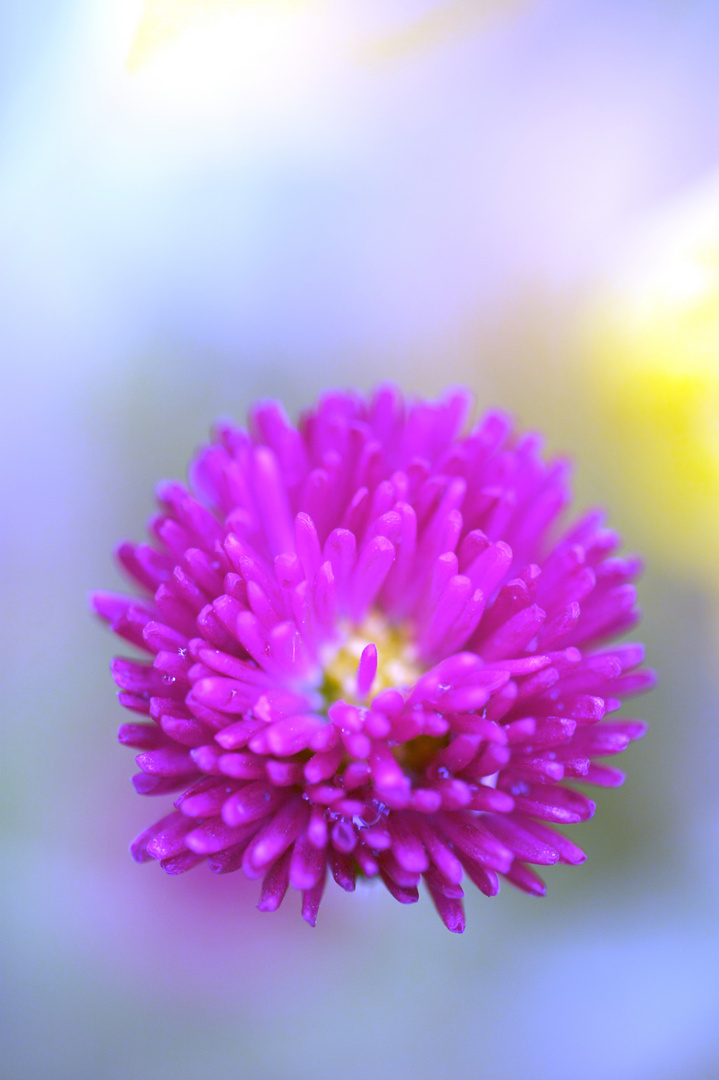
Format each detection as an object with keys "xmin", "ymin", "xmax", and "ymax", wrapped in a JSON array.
[{"xmin": 2, "ymin": 2, "xmax": 719, "ymax": 1078}]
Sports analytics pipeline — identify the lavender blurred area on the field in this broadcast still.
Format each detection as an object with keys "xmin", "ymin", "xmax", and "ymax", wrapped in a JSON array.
[{"xmin": 2, "ymin": 3, "xmax": 719, "ymax": 1079}]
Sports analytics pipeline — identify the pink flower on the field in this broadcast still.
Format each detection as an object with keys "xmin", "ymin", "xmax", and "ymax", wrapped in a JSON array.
[{"xmin": 92, "ymin": 386, "xmax": 652, "ymax": 932}]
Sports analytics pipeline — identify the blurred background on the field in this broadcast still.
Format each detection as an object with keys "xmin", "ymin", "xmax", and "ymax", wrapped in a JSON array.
[{"xmin": 2, "ymin": 2, "xmax": 719, "ymax": 1078}]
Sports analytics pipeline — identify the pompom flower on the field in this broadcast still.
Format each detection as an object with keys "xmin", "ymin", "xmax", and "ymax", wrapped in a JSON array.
[{"xmin": 92, "ymin": 386, "xmax": 652, "ymax": 932}]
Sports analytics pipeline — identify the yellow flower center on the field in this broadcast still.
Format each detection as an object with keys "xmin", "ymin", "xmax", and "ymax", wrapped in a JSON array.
[{"xmin": 320, "ymin": 613, "xmax": 422, "ymax": 708}]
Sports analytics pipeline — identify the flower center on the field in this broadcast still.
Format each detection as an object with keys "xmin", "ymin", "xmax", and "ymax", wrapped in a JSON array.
[
  {"xmin": 318, "ymin": 615, "xmax": 448, "ymax": 777},
  {"xmin": 392, "ymin": 734, "xmax": 447, "ymax": 774},
  {"xmin": 320, "ymin": 612, "xmax": 422, "ymax": 708}
]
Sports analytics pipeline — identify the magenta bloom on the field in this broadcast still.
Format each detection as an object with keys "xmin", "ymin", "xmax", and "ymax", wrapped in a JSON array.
[{"xmin": 92, "ymin": 387, "xmax": 652, "ymax": 932}]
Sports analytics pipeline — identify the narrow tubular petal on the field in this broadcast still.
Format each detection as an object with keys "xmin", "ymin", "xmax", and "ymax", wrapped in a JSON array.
[
  {"xmin": 216, "ymin": 752, "xmax": 266, "ymax": 780},
  {"xmin": 510, "ymin": 784, "xmax": 596, "ymax": 825},
  {"xmin": 331, "ymin": 819, "xmax": 357, "ymax": 854},
  {"xmin": 135, "ymin": 747, "xmax": 195, "ymax": 777},
  {"xmin": 146, "ymin": 814, "xmax": 195, "ymax": 861},
  {"xmin": 243, "ymin": 795, "xmax": 309, "ymax": 874},
  {"xmin": 515, "ymin": 817, "xmax": 587, "ymax": 865},
  {"xmin": 132, "ymin": 772, "xmax": 199, "ymax": 795},
  {"xmin": 186, "ymin": 817, "xmax": 264, "ymax": 856},
  {"xmin": 160, "ymin": 714, "xmax": 214, "ymax": 748},
  {"xmin": 295, "ymin": 513, "xmax": 322, "ymax": 583},
  {"xmin": 420, "ymin": 574, "xmax": 472, "ymax": 657},
  {"xmin": 330, "ymin": 849, "xmax": 357, "ymax": 891},
  {"xmin": 369, "ymin": 744, "xmax": 411, "ymax": 802},
  {"xmin": 478, "ymin": 604, "xmax": 546, "ymax": 661},
  {"xmin": 465, "ymin": 541, "xmax": 512, "ymax": 598},
  {"xmin": 483, "ymin": 815, "xmax": 560, "ymax": 866},
  {"xmin": 301, "ymin": 864, "xmax": 328, "ymax": 927},
  {"xmin": 160, "ymin": 851, "xmax": 205, "ymax": 875},
  {"xmin": 290, "ymin": 830, "xmax": 327, "ymax": 891},
  {"xmin": 387, "ymin": 814, "xmax": 429, "ymax": 873},
  {"xmin": 503, "ymin": 861, "xmax": 546, "ymax": 897},
  {"xmin": 437, "ymin": 814, "xmax": 514, "ymax": 874},
  {"xmin": 257, "ymin": 850, "xmax": 292, "ymax": 913},
  {"xmin": 304, "ymin": 744, "xmax": 344, "ymax": 784},
  {"xmin": 416, "ymin": 819, "xmax": 464, "ymax": 884},
  {"xmin": 356, "ymin": 643, "xmax": 378, "ymax": 699},
  {"xmin": 380, "ymin": 871, "xmax": 419, "ymax": 905},
  {"xmin": 222, "ymin": 782, "xmax": 283, "ymax": 827},
  {"xmin": 308, "ymin": 807, "xmax": 329, "ymax": 848},
  {"xmin": 179, "ymin": 780, "xmax": 239, "ymax": 818},
  {"xmin": 118, "ymin": 723, "xmax": 167, "ymax": 750},
  {"xmin": 350, "ymin": 536, "xmax": 396, "ymax": 620},
  {"xmin": 424, "ymin": 871, "xmax": 466, "ymax": 933},
  {"xmin": 583, "ymin": 763, "xmax": 626, "ymax": 787},
  {"xmin": 323, "ymin": 528, "xmax": 357, "ymax": 604},
  {"xmin": 252, "ymin": 446, "xmax": 295, "ymax": 557},
  {"xmin": 129, "ymin": 812, "xmax": 179, "ymax": 863},
  {"xmin": 456, "ymin": 852, "xmax": 500, "ymax": 897}
]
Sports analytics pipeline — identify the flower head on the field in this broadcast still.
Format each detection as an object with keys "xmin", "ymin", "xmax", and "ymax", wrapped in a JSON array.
[{"xmin": 92, "ymin": 386, "xmax": 652, "ymax": 932}]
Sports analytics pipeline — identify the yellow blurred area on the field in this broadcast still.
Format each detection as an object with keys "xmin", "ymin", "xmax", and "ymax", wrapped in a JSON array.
[
  {"xmin": 586, "ymin": 173, "xmax": 719, "ymax": 585},
  {"xmin": 127, "ymin": 0, "xmax": 525, "ymax": 74},
  {"xmin": 127, "ymin": 0, "xmax": 312, "ymax": 72},
  {"xmin": 357, "ymin": 0, "xmax": 527, "ymax": 65}
]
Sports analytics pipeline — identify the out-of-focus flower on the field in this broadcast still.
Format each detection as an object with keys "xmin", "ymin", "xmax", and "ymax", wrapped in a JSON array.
[
  {"xmin": 586, "ymin": 172, "xmax": 719, "ymax": 586},
  {"xmin": 92, "ymin": 387, "xmax": 651, "ymax": 932}
]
